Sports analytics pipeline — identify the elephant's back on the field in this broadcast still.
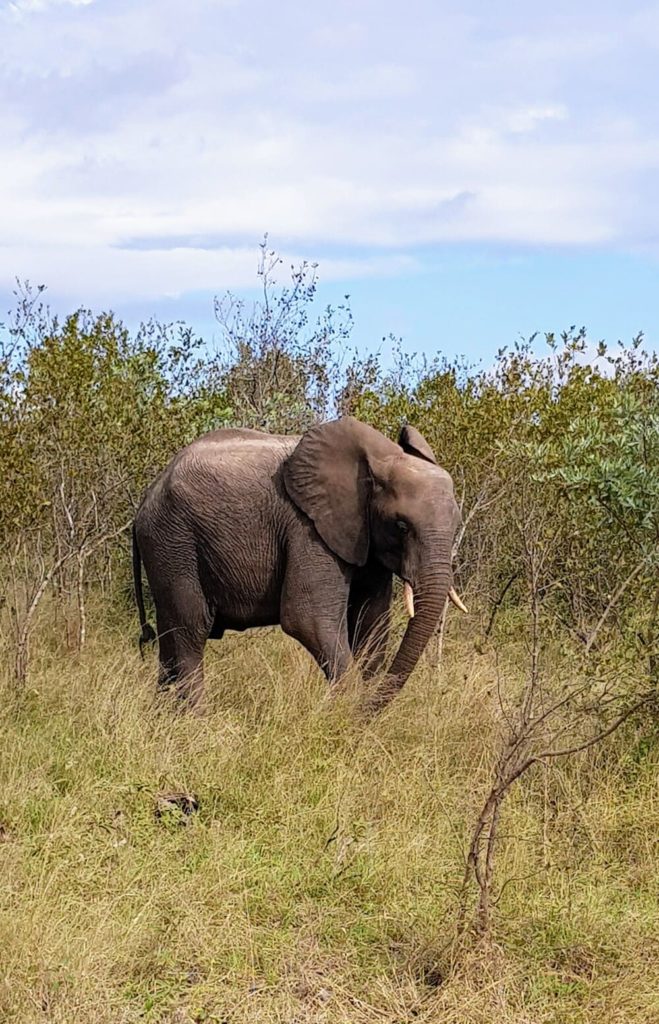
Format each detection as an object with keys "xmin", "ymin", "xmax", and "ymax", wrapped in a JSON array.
[
  {"xmin": 145, "ymin": 427, "xmax": 294, "ymax": 521},
  {"xmin": 136, "ymin": 428, "xmax": 299, "ymax": 538},
  {"xmin": 189, "ymin": 426, "xmax": 299, "ymax": 448},
  {"xmin": 170, "ymin": 428, "xmax": 298, "ymax": 484}
]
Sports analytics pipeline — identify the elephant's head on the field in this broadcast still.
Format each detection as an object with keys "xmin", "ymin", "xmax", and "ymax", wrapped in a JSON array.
[{"xmin": 283, "ymin": 416, "xmax": 465, "ymax": 702}]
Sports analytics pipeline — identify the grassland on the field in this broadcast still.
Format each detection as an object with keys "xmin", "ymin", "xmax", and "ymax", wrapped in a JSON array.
[{"xmin": 0, "ymin": 610, "xmax": 657, "ymax": 1024}]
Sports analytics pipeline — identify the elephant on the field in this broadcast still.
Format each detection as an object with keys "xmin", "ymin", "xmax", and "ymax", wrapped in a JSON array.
[{"xmin": 132, "ymin": 416, "xmax": 467, "ymax": 714}]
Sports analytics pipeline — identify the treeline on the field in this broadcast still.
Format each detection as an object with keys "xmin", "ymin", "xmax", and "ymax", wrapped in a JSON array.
[{"xmin": 1, "ymin": 246, "xmax": 658, "ymax": 710}]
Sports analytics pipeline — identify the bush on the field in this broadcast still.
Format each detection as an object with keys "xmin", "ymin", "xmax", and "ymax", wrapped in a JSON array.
[{"xmin": 1, "ymin": 250, "xmax": 657, "ymax": 1018}]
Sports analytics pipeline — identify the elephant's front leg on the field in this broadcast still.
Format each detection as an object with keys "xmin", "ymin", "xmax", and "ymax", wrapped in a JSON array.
[
  {"xmin": 280, "ymin": 539, "xmax": 353, "ymax": 683},
  {"xmin": 348, "ymin": 567, "xmax": 392, "ymax": 678}
]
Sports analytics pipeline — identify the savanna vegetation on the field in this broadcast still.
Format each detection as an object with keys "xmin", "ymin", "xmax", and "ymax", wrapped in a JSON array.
[{"xmin": 1, "ymin": 242, "xmax": 657, "ymax": 1023}]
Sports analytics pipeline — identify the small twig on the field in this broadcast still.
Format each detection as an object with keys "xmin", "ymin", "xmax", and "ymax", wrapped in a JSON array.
[
  {"xmin": 533, "ymin": 695, "xmax": 652, "ymax": 761},
  {"xmin": 492, "ymin": 868, "xmax": 548, "ymax": 907},
  {"xmin": 585, "ymin": 554, "xmax": 654, "ymax": 652},
  {"xmin": 644, "ymin": 583, "xmax": 659, "ymax": 679},
  {"xmin": 483, "ymin": 572, "xmax": 520, "ymax": 641},
  {"xmin": 15, "ymin": 549, "xmax": 75, "ymax": 685},
  {"xmin": 453, "ymin": 480, "xmax": 502, "ymax": 556}
]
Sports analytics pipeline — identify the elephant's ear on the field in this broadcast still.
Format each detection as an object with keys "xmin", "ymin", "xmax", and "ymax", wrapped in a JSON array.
[
  {"xmin": 284, "ymin": 417, "xmax": 400, "ymax": 566},
  {"xmin": 398, "ymin": 424, "xmax": 437, "ymax": 465}
]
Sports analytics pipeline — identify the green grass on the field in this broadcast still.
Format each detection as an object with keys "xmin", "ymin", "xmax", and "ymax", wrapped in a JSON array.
[{"xmin": 0, "ymin": 613, "xmax": 657, "ymax": 1023}]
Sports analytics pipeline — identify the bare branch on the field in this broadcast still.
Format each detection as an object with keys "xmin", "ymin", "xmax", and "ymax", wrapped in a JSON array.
[
  {"xmin": 534, "ymin": 696, "xmax": 652, "ymax": 760},
  {"xmin": 483, "ymin": 572, "xmax": 520, "ymax": 641},
  {"xmin": 585, "ymin": 553, "xmax": 654, "ymax": 652}
]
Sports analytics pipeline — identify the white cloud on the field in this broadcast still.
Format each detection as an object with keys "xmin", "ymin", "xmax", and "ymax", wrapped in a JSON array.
[
  {"xmin": 8, "ymin": 0, "xmax": 92, "ymax": 13},
  {"xmin": 303, "ymin": 63, "xmax": 418, "ymax": 103},
  {"xmin": 503, "ymin": 105, "xmax": 568, "ymax": 134},
  {"xmin": 0, "ymin": 240, "xmax": 417, "ymax": 303},
  {"xmin": 1, "ymin": 0, "xmax": 659, "ymax": 304}
]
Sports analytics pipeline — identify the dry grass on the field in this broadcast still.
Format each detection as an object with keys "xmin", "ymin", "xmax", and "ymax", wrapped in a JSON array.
[{"xmin": 0, "ymin": 610, "xmax": 657, "ymax": 1023}]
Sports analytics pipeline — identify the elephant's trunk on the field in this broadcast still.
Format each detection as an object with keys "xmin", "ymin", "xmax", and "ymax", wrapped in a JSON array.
[
  {"xmin": 403, "ymin": 583, "xmax": 467, "ymax": 618},
  {"xmin": 365, "ymin": 553, "xmax": 452, "ymax": 714}
]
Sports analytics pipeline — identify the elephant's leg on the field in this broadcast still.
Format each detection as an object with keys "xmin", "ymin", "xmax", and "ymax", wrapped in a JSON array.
[
  {"xmin": 154, "ymin": 583, "xmax": 213, "ymax": 710},
  {"xmin": 157, "ymin": 631, "xmax": 206, "ymax": 709},
  {"xmin": 280, "ymin": 544, "xmax": 353, "ymax": 683},
  {"xmin": 281, "ymin": 597, "xmax": 352, "ymax": 682},
  {"xmin": 349, "ymin": 571, "xmax": 393, "ymax": 679}
]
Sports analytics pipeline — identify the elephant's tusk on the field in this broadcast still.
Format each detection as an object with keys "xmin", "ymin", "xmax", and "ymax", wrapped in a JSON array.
[
  {"xmin": 448, "ymin": 587, "xmax": 468, "ymax": 614},
  {"xmin": 403, "ymin": 582, "xmax": 415, "ymax": 618}
]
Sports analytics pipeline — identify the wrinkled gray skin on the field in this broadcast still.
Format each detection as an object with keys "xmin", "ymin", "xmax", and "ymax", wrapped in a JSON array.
[{"xmin": 133, "ymin": 416, "xmax": 461, "ymax": 714}]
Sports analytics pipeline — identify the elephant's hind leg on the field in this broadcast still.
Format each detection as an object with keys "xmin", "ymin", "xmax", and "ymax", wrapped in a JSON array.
[
  {"xmin": 157, "ymin": 637, "xmax": 205, "ymax": 710},
  {"xmin": 154, "ymin": 582, "xmax": 213, "ymax": 711}
]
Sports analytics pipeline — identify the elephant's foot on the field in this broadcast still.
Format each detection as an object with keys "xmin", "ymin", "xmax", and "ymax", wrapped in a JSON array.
[
  {"xmin": 157, "ymin": 662, "xmax": 205, "ymax": 715},
  {"xmin": 173, "ymin": 676, "xmax": 205, "ymax": 715}
]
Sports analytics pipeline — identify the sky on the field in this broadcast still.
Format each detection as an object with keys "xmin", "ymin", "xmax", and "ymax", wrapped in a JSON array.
[{"xmin": 2, "ymin": 0, "xmax": 659, "ymax": 367}]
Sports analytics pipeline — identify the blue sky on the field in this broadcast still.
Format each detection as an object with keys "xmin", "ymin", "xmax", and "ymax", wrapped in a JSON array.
[{"xmin": 2, "ymin": 0, "xmax": 659, "ymax": 367}]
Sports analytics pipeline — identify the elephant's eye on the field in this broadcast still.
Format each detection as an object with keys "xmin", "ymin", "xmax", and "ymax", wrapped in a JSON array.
[{"xmin": 396, "ymin": 519, "xmax": 409, "ymax": 534}]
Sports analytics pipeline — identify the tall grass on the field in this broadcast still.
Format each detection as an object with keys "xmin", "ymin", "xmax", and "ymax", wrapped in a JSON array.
[{"xmin": 1, "ymin": 608, "xmax": 656, "ymax": 1023}]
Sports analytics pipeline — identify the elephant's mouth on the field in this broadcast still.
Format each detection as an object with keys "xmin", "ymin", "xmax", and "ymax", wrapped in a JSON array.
[{"xmin": 401, "ymin": 578, "xmax": 467, "ymax": 619}]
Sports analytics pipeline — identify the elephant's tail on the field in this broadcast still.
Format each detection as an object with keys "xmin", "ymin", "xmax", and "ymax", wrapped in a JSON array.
[{"xmin": 132, "ymin": 523, "xmax": 156, "ymax": 657}]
